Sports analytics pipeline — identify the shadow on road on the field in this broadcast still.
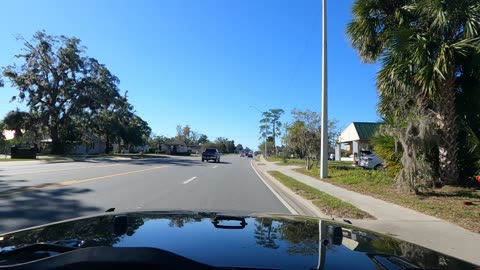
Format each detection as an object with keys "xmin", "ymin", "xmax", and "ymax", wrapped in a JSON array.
[
  {"xmin": 0, "ymin": 177, "xmax": 101, "ymax": 234},
  {"xmin": 75, "ymin": 156, "xmax": 231, "ymax": 167},
  {"xmin": 2, "ymin": 155, "xmax": 236, "ymax": 168},
  {"xmin": 202, "ymin": 161, "xmax": 232, "ymax": 165}
]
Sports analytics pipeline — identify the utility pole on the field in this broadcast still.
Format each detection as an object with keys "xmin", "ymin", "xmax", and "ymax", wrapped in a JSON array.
[{"xmin": 320, "ymin": 0, "xmax": 328, "ymax": 178}]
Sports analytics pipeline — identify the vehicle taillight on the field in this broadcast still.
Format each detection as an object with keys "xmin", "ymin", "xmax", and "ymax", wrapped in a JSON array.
[{"xmin": 367, "ymin": 158, "xmax": 373, "ymax": 161}]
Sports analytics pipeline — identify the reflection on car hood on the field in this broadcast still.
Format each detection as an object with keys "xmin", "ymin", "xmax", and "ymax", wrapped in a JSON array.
[{"xmin": 0, "ymin": 210, "xmax": 478, "ymax": 269}]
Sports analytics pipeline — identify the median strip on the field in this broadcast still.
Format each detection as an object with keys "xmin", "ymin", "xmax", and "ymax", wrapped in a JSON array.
[
  {"xmin": 0, "ymin": 165, "xmax": 167, "ymax": 196},
  {"xmin": 267, "ymin": 171, "xmax": 373, "ymax": 219}
]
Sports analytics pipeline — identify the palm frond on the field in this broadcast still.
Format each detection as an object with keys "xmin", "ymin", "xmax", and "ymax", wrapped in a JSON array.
[
  {"xmin": 463, "ymin": 2, "xmax": 480, "ymax": 38},
  {"xmin": 346, "ymin": 0, "xmax": 410, "ymax": 63}
]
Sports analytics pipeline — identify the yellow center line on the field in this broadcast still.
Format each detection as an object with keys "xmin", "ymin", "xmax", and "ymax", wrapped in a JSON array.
[
  {"xmin": 3, "ymin": 163, "xmax": 123, "ymax": 176},
  {"xmin": 0, "ymin": 165, "xmax": 168, "ymax": 196}
]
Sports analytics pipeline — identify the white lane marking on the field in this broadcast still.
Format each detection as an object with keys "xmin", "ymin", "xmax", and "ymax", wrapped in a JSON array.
[
  {"xmin": 183, "ymin": 176, "xmax": 197, "ymax": 184},
  {"xmin": 212, "ymin": 165, "xmax": 218, "ymax": 169},
  {"xmin": 250, "ymin": 160, "xmax": 298, "ymax": 215}
]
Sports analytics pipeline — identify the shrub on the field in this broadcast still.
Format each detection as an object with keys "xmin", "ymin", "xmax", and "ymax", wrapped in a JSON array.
[{"xmin": 371, "ymin": 132, "xmax": 403, "ymax": 178}]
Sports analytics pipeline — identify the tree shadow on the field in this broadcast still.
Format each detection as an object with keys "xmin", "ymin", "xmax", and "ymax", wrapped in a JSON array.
[
  {"xmin": 77, "ymin": 157, "xmax": 223, "ymax": 167},
  {"xmin": 0, "ymin": 175, "xmax": 101, "ymax": 234},
  {"xmin": 330, "ymin": 165, "xmax": 357, "ymax": 171},
  {"xmin": 420, "ymin": 190, "xmax": 480, "ymax": 200},
  {"xmin": 30, "ymin": 155, "xmax": 237, "ymax": 168},
  {"xmin": 0, "ymin": 179, "xmax": 28, "ymax": 193},
  {"xmin": 127, "ymin": 158, "xmax": 206, "ymax": 167}
]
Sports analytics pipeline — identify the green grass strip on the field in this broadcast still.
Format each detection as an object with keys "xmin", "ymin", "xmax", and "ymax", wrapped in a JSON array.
[{"xmin": 268, "ymin": 170, "xmax": 374, "ymax": 219}]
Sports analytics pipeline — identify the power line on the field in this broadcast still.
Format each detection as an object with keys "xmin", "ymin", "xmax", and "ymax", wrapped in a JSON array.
[{"xmin": 285, "ymin": 11, "xmax": 320, "ymax": 93}]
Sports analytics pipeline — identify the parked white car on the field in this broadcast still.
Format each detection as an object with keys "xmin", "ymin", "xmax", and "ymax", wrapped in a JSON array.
[{"xmin": 359, "ymin": 154, "xmax": 384, "ymax": 170}]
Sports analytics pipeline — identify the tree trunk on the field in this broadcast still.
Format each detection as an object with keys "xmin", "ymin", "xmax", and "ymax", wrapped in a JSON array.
[
  {"xmin": 105, "ymin": 132, "xmax": 110, "ymax": 154},
  {"xmin": 437, "ymin": 78, "xmax": 459, "ymax": 185},
  {"xmin": 50, "ymin": 125, "xmax": 63, "ymax": 154},
  {"xmin": 14, "ymin": 128, "xmax": 23, "ymax": 139},
  {"xmin": 272, "ymin": 122, "xmax": 276, "ymax": 156}
]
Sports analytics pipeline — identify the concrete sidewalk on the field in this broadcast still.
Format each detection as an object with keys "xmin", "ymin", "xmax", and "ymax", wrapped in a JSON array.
[{"xmin": 255, "ymin": 157, "xmax": 480, "ymax": 266}]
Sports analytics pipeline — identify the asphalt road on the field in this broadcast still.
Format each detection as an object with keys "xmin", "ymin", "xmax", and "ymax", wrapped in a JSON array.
[{"xmin": 0, "ymin": 155, "xmax": 290, "ymax": 233}]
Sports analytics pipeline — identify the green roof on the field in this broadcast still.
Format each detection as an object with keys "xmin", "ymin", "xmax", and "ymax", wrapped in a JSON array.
[{"xmin": 353, "ymin": 122, "xmax": 380, "ymax": 140}]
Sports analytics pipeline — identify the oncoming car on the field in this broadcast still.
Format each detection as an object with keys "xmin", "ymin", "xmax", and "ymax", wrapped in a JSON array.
[{"xmin": 201, "ymin": 148, "xmax": 220, "ymax": 163}]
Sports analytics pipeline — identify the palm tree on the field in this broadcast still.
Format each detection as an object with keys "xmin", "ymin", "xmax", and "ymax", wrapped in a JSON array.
[
  {"xmin": 264, "ymin": 109, "xmax": 285, "ymax": 156},
  {"xmin": 347, "ymin": 0, "xmax": 480, "ymax": 185}
]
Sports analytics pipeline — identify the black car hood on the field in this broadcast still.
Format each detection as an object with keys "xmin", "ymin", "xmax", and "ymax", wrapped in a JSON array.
[{"xmin": 0, "ymin": 211, "xmax": 478, "ymax": 269}]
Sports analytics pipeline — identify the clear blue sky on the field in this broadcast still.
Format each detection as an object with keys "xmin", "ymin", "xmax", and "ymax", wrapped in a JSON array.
[{"xmin": 0, "ymin": 0, "xmax": 380, "ymax": 150}]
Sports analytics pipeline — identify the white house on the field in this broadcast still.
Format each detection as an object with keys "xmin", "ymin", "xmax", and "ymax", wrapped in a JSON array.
[
  {"xmin": 2, "ymin": 130, "xmax": 16, "ymax": 140},
  {"xmin": 335, "ymin": 122, "xmax": 380, "ymax": 161},
  {"xmin": 187, "ymin": 145, "xmax": 201, "ymax": 154},
  {"xmin": 160, "ymin": 141, "xmax": 189, "ymax": 154},
  {"xmin": 2, "ymin": 129, "xmax": 107, "ymax": 155},
  {"xmin": 69, "ymin": 133, "xmax": 106, "ymax": 155}
]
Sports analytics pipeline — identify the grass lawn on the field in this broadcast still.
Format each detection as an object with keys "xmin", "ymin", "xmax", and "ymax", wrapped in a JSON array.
[
  {"xmin": 296, "ymin": 164, "xmax": 480, "ymax": 233},
  {"xmin": 266, "ymin": 157, "xmax": 307, "ymax": 166},
  {"xmin": 0, "ymin": 155, "xmax": 72, "ymax": 161},
  {"xmin": 268, "ymin": 170, "xmax": 373, "ymax": 219},
  {"xmin": 0, "ymin": 158, "xmax": 39, "ymax": 162},
  {"xmin": 267, "ymin": 157, "xmax": 353, "ymax": 168}
]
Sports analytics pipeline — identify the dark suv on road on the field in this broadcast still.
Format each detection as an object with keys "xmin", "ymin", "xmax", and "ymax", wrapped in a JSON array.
[{"xmin": 202, "ymin": 148, "xmax": 220, "ymax": 163}]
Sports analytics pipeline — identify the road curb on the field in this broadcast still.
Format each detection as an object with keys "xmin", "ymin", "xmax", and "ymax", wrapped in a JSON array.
[
  {"xmin": 251, "ymin": 160, "xmax": 328, "ymax": 218},
  {"xmin": 250, "ymin": 161, "xmax": 298, "ymax": 215}
]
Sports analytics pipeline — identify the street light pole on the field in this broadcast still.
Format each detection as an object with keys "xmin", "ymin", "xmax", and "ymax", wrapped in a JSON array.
[
  {"xmin": 320, "ymin": 0, "xmax": 328, "ymax": 178},
  {"xmin": 250, "ymin": 106, "xmax": 268, "ymax": 159}
]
